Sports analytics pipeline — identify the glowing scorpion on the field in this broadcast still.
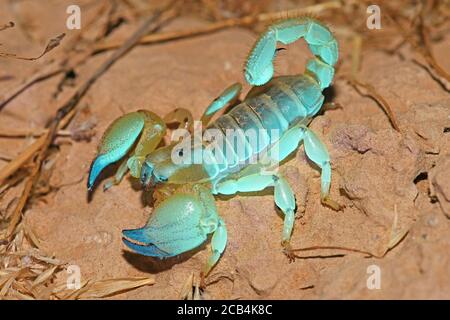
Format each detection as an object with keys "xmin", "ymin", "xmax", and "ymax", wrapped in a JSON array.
[{"xmin": 87, "ymin": 16, "xmax": 341, "ymax": 293}]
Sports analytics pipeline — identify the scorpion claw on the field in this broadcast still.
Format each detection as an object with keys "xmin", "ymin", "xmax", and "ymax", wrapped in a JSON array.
[
  {"xmin": 87, "ymin": 110, "xmax": 166, "ymax": 191},
  {"xmin": 122, "ymin": 192, "xmax": 212, "ymax": 259},
  {"xmin": 122, "ymin": 226, "xmax": 181, "ymax": 259},
  {"xmin": 122, "ymin": 227, "xmax": 152, "ymax": 244},
  {"xmin": 87, "ymin": 112, "xmax": 147, "ymax": 191},
  {"xmin": 88, "ymin": 155, "xmax": 110, "ymax": 191},
  {"xmin": 122, "ymin": 237, "xmax": 171, "ymax": 258}
]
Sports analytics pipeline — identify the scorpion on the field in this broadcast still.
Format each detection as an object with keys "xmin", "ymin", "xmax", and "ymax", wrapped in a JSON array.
[{"xmin": 87, "ymin": 16, "xmax": 341, "ymax": 296}]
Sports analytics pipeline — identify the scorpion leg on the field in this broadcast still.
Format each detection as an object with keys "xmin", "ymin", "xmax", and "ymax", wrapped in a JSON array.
[
  {"xmin": 204, "ymin": 217, "xmax": 227, "ymax": 275},
  {"xmin": 303, "ymin": 128, "xmax": 342, "ymax": 210},
  {"xmin": 267, "ymin": 125, "xmax": 341, "ymax": 211},
  {"xmin": 88, "ymin": 110, "xmax": 166, "ymax": 191},
  {"xmin": 215, "ymin": 124, "xmax": 341, "ymax": 260},
  {"xmin": 263, "ymin": 124, "xmax": 341, "ymax": 211},
  {"xmin": 200, "ymin": 82, "xmax": 242, "ymax": 127},
  {"xmin": 179, "ymin": 219, "xmax": 227, "ymax": 300},
  {"xmin": 102, "ymin": 158, "xmax": 129, "ymax": 191},
  {"xmin": 273, "ymin": 175, "xmax": 297, "ymax": 261},
  {"xmin": 265, "ymin": 126, "xmax": 305, "ymax": 165},
  {"xmin": 163, "ymin": 107, "xmax": 194, "ymax": 133},
  {"xmin": 215, "ymin": 125, "xmax": 307, "ymax": 256},
  {"xmin": 216, "ymin": 172, "xmax": 296, "ymax": 261}
]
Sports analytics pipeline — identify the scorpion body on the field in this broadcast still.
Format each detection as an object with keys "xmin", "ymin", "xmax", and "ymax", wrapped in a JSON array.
[
  {"xmin": 206, "ymin": 74, "xmax": 325, "ymax": 177},
  {"xmin": 87, "ymin": 17, "xmax": 340, "ymax": 296}
]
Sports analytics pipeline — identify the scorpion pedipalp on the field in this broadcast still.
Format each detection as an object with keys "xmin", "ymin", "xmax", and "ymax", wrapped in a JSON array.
[
  {"xmin": 122, "ymin": 184, "xmax": 227, "ymax": 275},
  {"xmin": 87, "ymin": 110, "xmax": 166, "ymax": 191}
]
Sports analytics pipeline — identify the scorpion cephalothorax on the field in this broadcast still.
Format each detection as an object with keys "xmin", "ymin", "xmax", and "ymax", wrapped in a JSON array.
[{"xmin": 87, "ymin": 16, "xmax": 341, "ymax": 298}]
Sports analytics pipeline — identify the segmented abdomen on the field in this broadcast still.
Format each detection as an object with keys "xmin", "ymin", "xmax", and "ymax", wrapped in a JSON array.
[{"xmin": 206, "ymin": 74, "xmax": 323, "ymax": 175}]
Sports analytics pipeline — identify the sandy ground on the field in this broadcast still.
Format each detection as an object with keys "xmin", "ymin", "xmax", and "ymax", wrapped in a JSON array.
[{"xmin": 0, "ymin": 1, "xmax": 449, "ymax": 299}]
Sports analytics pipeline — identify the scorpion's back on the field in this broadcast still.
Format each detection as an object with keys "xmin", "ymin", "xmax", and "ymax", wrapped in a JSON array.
[{"xmin": 206, "ymin": 74, "xmax": 324, "ymax": 175}]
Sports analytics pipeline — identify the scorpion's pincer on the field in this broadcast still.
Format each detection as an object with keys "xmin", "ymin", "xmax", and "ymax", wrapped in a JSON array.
[{"xmin": 122, "ymin": 191, "xmax": 213, "ymax": 259}]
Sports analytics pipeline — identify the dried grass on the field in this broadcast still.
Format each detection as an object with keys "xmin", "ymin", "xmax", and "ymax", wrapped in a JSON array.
[
  {"xmin": 0, "ymin": 33, "xmax": 66, "ymax": 61},
  {"xmin": 0, "ymin": 21, "xmax": 14, "ymax": 32},
  {"xmin": 55, "ymin": 277, "xmax": 155, "ymax": 300}
]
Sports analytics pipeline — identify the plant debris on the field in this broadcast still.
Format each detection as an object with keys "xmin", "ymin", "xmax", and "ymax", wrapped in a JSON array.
[{"xmin": 0, "ymin": 33, "xmax": 65, "ymax": 61}]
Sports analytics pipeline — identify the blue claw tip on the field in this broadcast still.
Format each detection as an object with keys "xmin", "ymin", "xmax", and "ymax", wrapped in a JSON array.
[
  {"xmin": 122, "ymin": 237, "xmax": 171, "ymax": 258},
  {"xmin": 87, "ymin": 155, "xmax": 110, "ymax": 191},
  {"xmin": 122, "ymin": 227, "xmax": 152, "ymax": 244}
]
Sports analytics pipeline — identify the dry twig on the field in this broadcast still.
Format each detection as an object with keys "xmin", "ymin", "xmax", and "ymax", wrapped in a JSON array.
[
  {"xmin": 0, "ymin": 65, "xmax": 65, "ymax": 112},
  {"xmin": 347, "ymin": 77, "xmax": 401, "ymax": 132},
  {"xmin": 0, "ymin": 34, "xmax": 65, "ymax": 61},
  {"xmin": 94, "ymin": 1, "xmax": 342, "ymax": 52},
  {"xmin": 0, "ymin": 21, "xmax": 14, "ymax": 31},
  {"xmin": 0, "ymin": 0, "xmax": 109, "ymax": 111},
  {"xmin": 292, "ymin": 205, "xmax": 409, "ymax": 259}
]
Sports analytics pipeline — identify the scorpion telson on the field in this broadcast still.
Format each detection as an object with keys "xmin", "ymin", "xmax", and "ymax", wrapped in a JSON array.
[{"xmin": 88, "ymin": 16, "xmax": 341, "ymax": 297}]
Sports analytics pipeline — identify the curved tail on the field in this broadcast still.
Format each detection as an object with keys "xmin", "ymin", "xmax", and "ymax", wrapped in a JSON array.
[{"xmin": 244, "ymin": 17, "xmax": 338, "ymax": 90}]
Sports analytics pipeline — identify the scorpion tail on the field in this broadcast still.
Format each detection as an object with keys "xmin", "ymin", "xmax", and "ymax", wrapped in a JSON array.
[
  {"xmin": 244, "ymin": 17, "xmax": 338, "ymax": 89},
  {"xmin": 87, "ymin": 112, "xmax": 146, "ymax": 190}
]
